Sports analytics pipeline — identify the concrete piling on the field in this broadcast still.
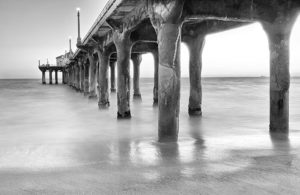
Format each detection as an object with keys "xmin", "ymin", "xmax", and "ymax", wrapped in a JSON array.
[
  {"xmin": 185, "ymin": 35, "xmax": 205, "ymax": 116},
  {"xmin": 97, "ymin": 48, "xmax": 110, "ymax": 108},
  {"xmin": 132, "ymin": 54, "xmax": 142, "ymax": 99}
]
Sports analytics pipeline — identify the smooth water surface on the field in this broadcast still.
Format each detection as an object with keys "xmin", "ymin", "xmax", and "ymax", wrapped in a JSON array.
[{"xmin": 0, "ymin": 78, "xmax": 300, "ymax": 194}]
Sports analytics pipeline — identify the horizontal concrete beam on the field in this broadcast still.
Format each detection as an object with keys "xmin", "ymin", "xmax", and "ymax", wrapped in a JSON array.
[
  {"xmin": 185, "ymin": 0, "xmax": 300, "ymax": 23},
  {"xmin": 72, "ymin": 0, "xmax": 300, "ymax": 62}
]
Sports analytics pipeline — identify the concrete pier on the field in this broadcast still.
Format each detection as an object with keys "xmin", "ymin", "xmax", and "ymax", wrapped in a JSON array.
[
  {"xmin": 84, "ymin": 62, "xmax": 89, "ymax": 96},
  {"xmin": 157, "ymin": 23, "xmax": 182, "ymax": 141},
  {"xmin": 88, "ymin": 52, "xmax": 97, "ymax": 99},
  {"xmin": 185, "ymin": 35, "xmax": 205, "ymax": 116},
  {"xmin": 55, "ymin": 70, "xmax": 58, "ymax": 85},
  {"xmin": 71, "ymin": 68, "xmax": 74, "ymax": 86},
  {"xmin": 113, "ymin": 31, "xmax": 132, "ymax": 118},
  {"xmin": 97, "ymin": 48, "xmax": 110, "ymax": 108},
  {"xmin": 71, "ymin": 67, "xmax": 75, "ymax": 87},
  {"xmin": 38, "ymin": 0, "xmax": 300, "ymax": 141},
  {"xmin": 49, "ymin": 70, "xmax": 53, "ymax": 85},
  {"xmin": 152, "ymin": 49, "xmax": 159, "ymax": 105},
  {"xmin": 62, "ymin": 71, "xmax": 65, "ymax": 84},
  {"xmin": 149, "ymin": 0, "xmax": 185, "ymax": 141},
  {"xmin": 42, "ymin": 71, "xmax": 46, "ymax": 84},
  {"xmin": 110, "ymin": 61, "xmax": 116, "ymax": 92},
  {"xmin": 69, "ymin": 68, "xmax": 72, "ymax": 86},
  {"xmin": 78, "ymin": 62, "xmax": 85, "ymax": 93},
  {"xmin": 262, "ymin": 13, "xmax": 298, "ymax": 134},
  {"xmin": 132, "ymin": 54, "xmax": 142, "ymax": 99},
  {"xmin": 75, "ymin": 65, "xmax": 78, "ymax": 89},
  {"xmin": 62, "ymin": 71, "xmax": 67, "ymax": 84}
]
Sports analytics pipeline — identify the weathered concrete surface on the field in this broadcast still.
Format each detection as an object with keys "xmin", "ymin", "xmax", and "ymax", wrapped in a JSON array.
[
  {"xmin": 185, "ymin": 34, "xmax": 205, "ymax": 116},
  {"xmin": 97, "ymin": 48, "xmax": 110, "ymax": 108},
  {"xmin": 79, "ymin": 64, "xmax": 84, "ymax": 92},
  {"xmin": 113, "ymin": 31, "xmax": 132, "ymax": 118},
  {"xmin": 68, "ymin": 68, "xmax": 72, "ymax": 86},
  {"xmin": 152, "ymin": 49, "xmax": 159, "ymax": 105},
  {"xmin": 55, "ymin": 70, "xmax": 58, "ymax": 85},
  {"xmin": 62, "ymin": 71, "xmax": 65, "ymax": 84},
  {"xmin": 132, "ymin": 53, "xmax": 142, "ymax": 99},
  {"xmin": 42, "ymin": 71, "xmax": 46, "ymax": 84},
  {"xmin": 88, "ymin": 52, "xmax": 97, "ymax": 99},
  {"xmin": 110, "ymin": 61, "xmax": 116, "ymax": 92},
  {"xmin": 262, "ymin": 13, "xmax": 298, "ymax": 133},
  {"xmin": 49, "ymin": 70, "xmax": 53, "ymax": 85},
  {"xmin": 71, "ymin": 67, "xmax": 75, "ymax": 87},
  {"xmin": 185, "ymin": 0, "xmax": 300, "ymax": 23},
  {"xmin": 157, "ymin": 23, "xmax": 182, "ymax": 142},
  {"xmin": 83, "ymin": 63, "xmax": 90, "ymax": 96},
  {"xmin": 150, "ymin": 0, "xmax": 185, "ymax": 141}
]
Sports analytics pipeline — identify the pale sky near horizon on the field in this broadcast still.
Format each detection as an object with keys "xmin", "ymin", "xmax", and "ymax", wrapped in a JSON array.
[{"xmin": 0, "ymin": 0, "xmax": 300, "ymax": 79}]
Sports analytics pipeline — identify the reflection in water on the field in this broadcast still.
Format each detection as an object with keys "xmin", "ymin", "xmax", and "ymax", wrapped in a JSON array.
[
  {"xmin": 187, "ymin": 117, "xmax": 205, "ymax": 146},
  {"xmin": 269, "ymin": 132, "xmax": 293, "ymax": 167},
  {"xmin": 1, "ymin": 79, "xmax": 300, "ymax": 193},
  {"xmin": 270, "ymin": 132, "xmax": 291, "ymax": 150}
]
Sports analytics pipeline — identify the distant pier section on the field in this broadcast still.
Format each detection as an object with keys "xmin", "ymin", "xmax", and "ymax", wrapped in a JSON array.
[{"xmin": 38, "ymin": 39, "xmax": 74, "ymax": 85}]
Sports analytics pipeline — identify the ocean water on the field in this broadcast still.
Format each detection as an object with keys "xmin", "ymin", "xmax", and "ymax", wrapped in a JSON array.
[{"xmin": 0, "ymin": 78, "xmax": 300, "ymax": 194}]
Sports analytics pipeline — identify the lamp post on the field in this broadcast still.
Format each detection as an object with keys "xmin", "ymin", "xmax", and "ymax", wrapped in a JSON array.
[{"xmin": 77, "ymin": 8, "xmax": 82, "ymax": 45}]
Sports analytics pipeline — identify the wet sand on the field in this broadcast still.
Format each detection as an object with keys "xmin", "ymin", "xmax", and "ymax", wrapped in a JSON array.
[{"xmin": 0, "ymin": 78, "xmax": 300, "ymax": 194}]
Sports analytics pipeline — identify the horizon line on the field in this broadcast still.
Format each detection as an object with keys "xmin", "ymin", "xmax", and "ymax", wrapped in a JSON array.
[{"xmin": 2, "ymin": 76, "xmax": 300, "ymax": 80}]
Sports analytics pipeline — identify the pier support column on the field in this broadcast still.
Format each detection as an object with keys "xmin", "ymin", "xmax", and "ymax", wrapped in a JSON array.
[
  {"xmin": 113, "ymin": 31, "xmax": 132, "ymax": 118},
  {"xmin": 185, "ymin": 34, "xmax": 205, "ymax": 116},
  {"xmin": 150, "ymin": 0, "xmax": 184, "ymax": 141},
  {"xmin": 88, "ymin": 52, "xmax": 97, "ymax": 99},
  {"xmin": 74, "ymin": 67, "xmax": 77, "ymax": 88},
  {"xmin": 62, "ymin": 71, "xmax": 66, "ymax": 84},
  {"xmin": 132, "ymin": 53, "xmax": 142, "ymax": 99},
  {"xmin": 65, "ymin": 71, "xmax": 68, "ymax": 84},
  {"xmin": 262, "ymin": 14, "xmax": 297, "ymax": 134},
  {"xmin": 79, "ymin": 62, "xmax": 84, "ymax": 93},
  {"xmin": 55, "ymin": 70, "xmax": 58, "ymax": 85},
  {"xmin": 157, "ymin": 24, "xmax": 182, "ymax": 141},
  {"xmin": 97, "ymin": 48, "xmax": 110, "ymax": 108},
  {"xmin": 72, "ymin": 68, "xmax": 74, "ymax": 87},
  {"xmin": 96, "ymin": 61, "xmax": 100, "ymax": 97},
  {"xmin": 72, "ymin": 67, "xmax": 76, "ymax": 87},
  {"xmin": 71, "ymin": 67, "xmax": 75, "ymax": 87},
  {"xmin": 84, "ymin": 63, "xmax": 90, "ymax": 96},
  {"xmin": 49, "ymin": 70, "xmax": 53, "ymax": 85},
  {"xmin": 68, "ymin": 70, "xmax": 71, "ymax": 86},
  {"xmin": 42, "ymin": 71, "xmax": 46, "ymax": 84},
  {"xmin": 152, "ymin": 49, "xmax": 159, "ymax": 105},
  {"xmin": 77, "ymin": 65, "xmax": 81, "ymax": 90},
  {"xmin": 110, "ymin": 60, "xmax": 116, "ymax": 92},
  {"xmin": 62, "ymin": 71, "xmax": 65, "ymax": 84},
  {"xmin": 69, "ymin": 68, "xmax": 72, "ymax": 86},
  {"xmin": 74, "ymin": 66, "xmax": 77, "ymax": 89}
]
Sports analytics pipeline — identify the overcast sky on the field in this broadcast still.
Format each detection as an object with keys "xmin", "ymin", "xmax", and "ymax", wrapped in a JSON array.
[{"xmin": 0, "ymin": 0, "xmax": 299, "ymax": 79}]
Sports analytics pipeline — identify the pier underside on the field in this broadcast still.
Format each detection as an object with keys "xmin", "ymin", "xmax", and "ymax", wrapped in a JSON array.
[{"xmin": 47, "ymin": 0, "xmax": 299, "ymax": 141}]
